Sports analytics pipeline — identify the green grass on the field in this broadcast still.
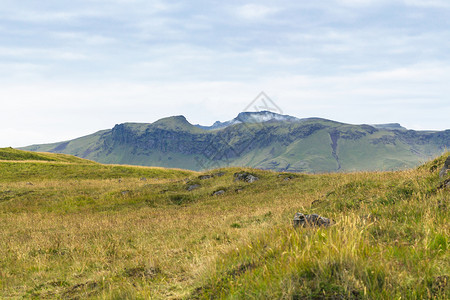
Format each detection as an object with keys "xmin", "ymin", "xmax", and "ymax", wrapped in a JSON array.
[
  {"xmin": 0, "ymin": 147, "xmax": 97, "ymax": 163},
  {"xmin": 0, "ymin": 149, "xmax": 448, "ymax": 299}
]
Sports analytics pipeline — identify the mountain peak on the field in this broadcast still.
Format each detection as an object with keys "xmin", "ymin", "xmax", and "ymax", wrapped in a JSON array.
[
  {"xmin": 235, "ymin": 111, "xmax": 300, "ymax": 123},
  {"xmin": 152, "ymin": 115, "xmax": 201, "ymax": 132},
  {"xmin": 154, "ymin": 115, "xmax": 188, "ymax": 123},
  {"xmin": 196, "ymin": 111, "xmax": 300, "ymax": 130}
]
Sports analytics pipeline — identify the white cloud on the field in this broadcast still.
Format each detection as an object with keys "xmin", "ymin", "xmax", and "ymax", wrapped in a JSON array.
[
  {"xmin": 51, "ymin": 32, "xmax": 117, "ymax": 46},
  {"xmin": 1, "ymin": 60, "xmax": 449, "ymax": 147},
  {"xmin": 235, "ymin": 4, "xmax": 280, "ymax": 20},
  {"xmin": 335, "ymin": 0, "xmax": 450, "ymax": 7},
  {"xmin": 0, "ymin": 0, "xmax": 449, "ymax": 147},
  {"xmin": 335, "ymin": 0, "xmax": 386, "ymax": 6},
  {"xmin": 0, "ymin": 47, "xmax": 90, "ymax": 62},
  {"xmin": 403, "ymin": 0, "xmax": 450, "ymax": 8}
]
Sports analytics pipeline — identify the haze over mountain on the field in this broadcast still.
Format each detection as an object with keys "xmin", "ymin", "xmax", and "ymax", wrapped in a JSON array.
[{"xmin": 22, "ymin": 112, "xmax": 449, "ymax": 173}]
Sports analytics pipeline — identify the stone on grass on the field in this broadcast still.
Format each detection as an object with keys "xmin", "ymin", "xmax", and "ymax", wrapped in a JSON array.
[
  {"xmin": 212, "ymin": 190, "xmax": 225, "ymax": 196},
  {"xmin": 187, "ymin": 184, "xmax": 201, "ymax": 191},
  {"xmin": 293, "ymin": 213, "xmax": 332, "ymax": 228},
  {"xmin": 234, "ymin": 172, "xmax": 259, "ymax": 183}
]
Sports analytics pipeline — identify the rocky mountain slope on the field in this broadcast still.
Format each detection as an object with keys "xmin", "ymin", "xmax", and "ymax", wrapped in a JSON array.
[{"xmin": 22, "ymin": 112, "xmax": 450, "ymax": 172}]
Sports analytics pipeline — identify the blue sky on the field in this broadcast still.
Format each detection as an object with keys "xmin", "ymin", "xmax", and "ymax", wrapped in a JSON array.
[{"xmin": 1, "ymin": 0, "xmax": 449, "ymax": 147}]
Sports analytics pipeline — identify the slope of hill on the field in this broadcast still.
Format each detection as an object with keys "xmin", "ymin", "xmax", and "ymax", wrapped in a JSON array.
[
  {"xmin": 0, "ymin": 147, "xmax": 97, "ymax": 164},
  {"xmin": 0, "ymin": 147, "xmax": 194, "ymax": 182},
  {"xmin": 0, "ymin": 150, "xmax": 448, "ymax": 299},
  {"xmin": 21, "ymin": 112, "xmax": 449, "ymax": 172}
]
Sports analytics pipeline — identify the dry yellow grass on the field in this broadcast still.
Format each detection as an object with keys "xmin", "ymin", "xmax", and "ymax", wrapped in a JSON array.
[{"xmin": 0, "ymin": 153, "xmax": 449, "ymax": 299}]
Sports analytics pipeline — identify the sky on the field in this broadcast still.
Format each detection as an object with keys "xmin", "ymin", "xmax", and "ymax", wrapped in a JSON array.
[{"xmin": 1, "ymin": 0, "xmax": 449, "ymax": 147}]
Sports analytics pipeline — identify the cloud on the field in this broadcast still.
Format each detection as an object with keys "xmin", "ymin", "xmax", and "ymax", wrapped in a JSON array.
[
  {"xmin": 335, "ymin": 0, "xmax": 450, "ymax": 8},
  {"xmin": 51, "ymin": 32, "xmax": 117, "ymax": 46},
  {"xmin": 1, "ymin": 60, "xmax": 449, "ymax": 147},
  {"xmin": 0, "ymin": 0, "xmax": 449, "ymax": 147},
  {"xmin": 335, "ymin": 0, "xmax": 387, "ymax": 6},
  {"xmin": 403, "ymin": 0, "xmax": 450, "ymax": 8},
  {"xmin": 235, "ymin": 4, "xmax": 280, "ymax": 20}
]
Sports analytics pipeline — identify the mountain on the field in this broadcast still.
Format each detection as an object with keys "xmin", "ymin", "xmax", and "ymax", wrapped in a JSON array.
[
  {"xmin": 21, "ymin": 112, "xmax": 450, "ymax": 172},
  {"xmin": 195, "ymin": 111, "xmax": 302, "ymax": 130},
  {"xmin": 371, "ymin": 123, "xmax": 407, "ymax": 130}
]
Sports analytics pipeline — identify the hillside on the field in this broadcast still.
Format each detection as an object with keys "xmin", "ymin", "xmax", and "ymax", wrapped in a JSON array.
[
  {"xmin": 21, "ymin": 112, "xmax": 450, "ymax": 173},
  {"xmin": 0, "ymin": 147, "xmax": 97, "ymax": 164},
  {"xmin": 0, "ymin": 149, "xmax": 448, "ymax": 299}
]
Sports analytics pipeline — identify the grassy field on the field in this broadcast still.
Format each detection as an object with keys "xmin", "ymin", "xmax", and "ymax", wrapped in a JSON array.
[{"xmin": 0, "ymin": 148, "xmax": 448, "ymax": 299}]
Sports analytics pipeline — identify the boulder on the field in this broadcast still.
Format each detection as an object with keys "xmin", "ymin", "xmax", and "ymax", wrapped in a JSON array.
[
  {"xmin": 187, "ymin": 184, "xmax": 201, "ymax": 191},
  {"xmin": 293, "ymin": 213, "xmax": 332, "ymax": 228},
  {"xmin": 212, "ymin": 190, "xmax": 225, "ymax": 196},
  {"xmin": 234, "ymin": 172, "xmax": 259, "ymax": 183},
  {"xmin": 439, "ymin": 156, "xmax": 450, "ymax": 178}
]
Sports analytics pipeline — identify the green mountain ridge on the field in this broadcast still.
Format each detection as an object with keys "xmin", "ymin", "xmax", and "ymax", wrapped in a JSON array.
[{"xmin": 21, "ymin": 113, "xmax": 450, "ymax": 172}]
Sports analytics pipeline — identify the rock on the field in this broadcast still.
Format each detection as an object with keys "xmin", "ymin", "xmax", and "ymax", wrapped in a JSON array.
[
  {"xmin": 187, "ymin": 184, "xmax": 201, "ymax": 191},
  {"xmin": 198, "ymin": 175, "xmax": 213, "ymax": 180},
  {"xmin": 246, "ymin": 175, "xmax": 259, "ymax": 183},
  {"xmin": 26, "ymin": 182, "xmax": 33, "ymax": 186},
  {"xmin": 293, "ymin": 213, "xmax": 332, "ymax": 228},
  {"xmin": 234, "ymin": 172, "xmax": 259, "ymax": 183},
  {"xmin": 212, "ymin": 190, "xmax": 225, "ymax": 196},
  {"xmin": 140, "ymin": 177, "xmax": 147, "ymax": 181},
  {"xmin": 439, "ymin": 156, "xmax": 450, "ymax": 178}
]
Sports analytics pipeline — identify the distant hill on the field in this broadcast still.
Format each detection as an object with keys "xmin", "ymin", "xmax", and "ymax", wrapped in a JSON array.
[
  {"xmin": 0, "ymin": 147, "xmax": 97, "ymax": 164},
  {"xmin": 21, "ymin": 111, "xmax": 450, "ymax": 172}
]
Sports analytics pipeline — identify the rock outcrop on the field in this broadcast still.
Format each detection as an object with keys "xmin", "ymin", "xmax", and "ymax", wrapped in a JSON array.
[
  {"xmin": 293, "ymin": 213, "xmax": 332, "ymax": 228},
  {"xmin": 234, "ymin": 172, "xmax": 259, "ymax": 183},
  {"xmin": 439, "ymin": 156, "xmax": 450, "ymax": 178}
]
